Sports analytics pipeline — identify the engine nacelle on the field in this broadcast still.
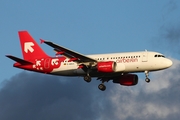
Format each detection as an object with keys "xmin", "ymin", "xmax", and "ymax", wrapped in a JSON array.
[
  {"xmin": 97, "ymin": 61, "xmax": 115, "ymax": 73},
  {"xmin": 113, "ymin": 74, "xmax": 138, "ymax": 86}
]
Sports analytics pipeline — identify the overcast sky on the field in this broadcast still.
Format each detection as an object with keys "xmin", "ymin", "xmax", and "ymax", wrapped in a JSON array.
[{"xmin": 1, "ymin": 0, "xmax": 180, "ymax": 120}]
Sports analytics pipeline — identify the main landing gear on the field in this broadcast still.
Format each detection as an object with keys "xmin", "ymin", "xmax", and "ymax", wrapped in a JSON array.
[
  {"xmin": 83, "ymin": 75, "xmax": 91, "ymax": 83},
  {"xmin": 97, "ymin": 78, "xmax": 109, "ymax": 91},
  {"xmin": 83, "ymin": 68, "xmax": 92, "ymax": 83},
  {"xmin": 98, "ymin": 83, "xmax": 106, "ymax": 91},
  {"xmin": 83, "ymin": 75, "xmax": 107, "ymax": 91},
  {"xmin": 145, "ymin": 71, "xmax": 150, "ymax": 83}
]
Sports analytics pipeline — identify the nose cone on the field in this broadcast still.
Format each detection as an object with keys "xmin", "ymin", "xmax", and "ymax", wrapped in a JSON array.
[{"xmin": 165, "ymin": 59, "xmax": 173, "ymax": 68}]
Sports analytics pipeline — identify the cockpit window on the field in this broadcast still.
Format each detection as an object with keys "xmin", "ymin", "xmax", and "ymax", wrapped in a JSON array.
[{"xmin": 154, "ymin": 54, "xmax": 165, "ymax": 58}]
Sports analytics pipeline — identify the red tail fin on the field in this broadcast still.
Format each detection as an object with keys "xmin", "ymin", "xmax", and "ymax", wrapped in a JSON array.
[{"xmin": 19, "ymin": 31, "xmax": 49, "ymax": 61}]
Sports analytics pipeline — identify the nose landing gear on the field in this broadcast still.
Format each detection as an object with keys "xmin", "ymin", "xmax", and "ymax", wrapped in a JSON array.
[
  {"xmin": 145, "ymin": 78, "xmax": 150, "ymax": 83},
  {"xmin": 145, "ymin": 71, "xmax": 150, "ymax": 83}
]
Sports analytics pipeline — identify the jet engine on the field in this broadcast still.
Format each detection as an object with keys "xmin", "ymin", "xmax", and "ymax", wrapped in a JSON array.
[
  {"xmin": 113, "ymin": 74, "xmax": 138, "ymax": 86},
  {"xmin": 97, "ymin": 61, "xmax": 115, "ymax": 73}
]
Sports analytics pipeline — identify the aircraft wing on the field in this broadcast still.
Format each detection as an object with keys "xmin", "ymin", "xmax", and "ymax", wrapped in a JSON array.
[{"xmin": 41, "ymin": 39, "xmax": 97, "ymax": 63}]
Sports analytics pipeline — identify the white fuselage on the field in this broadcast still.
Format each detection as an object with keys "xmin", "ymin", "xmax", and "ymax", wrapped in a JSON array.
[{"xmin": 51, "ymin": 51, "xmax": 172, "ymax": 77}]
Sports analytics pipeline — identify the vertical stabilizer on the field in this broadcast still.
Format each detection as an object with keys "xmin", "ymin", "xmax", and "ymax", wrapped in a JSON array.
[{"xmin": 19, "ymin": 31, "xmax": 49, "ymax": 61}]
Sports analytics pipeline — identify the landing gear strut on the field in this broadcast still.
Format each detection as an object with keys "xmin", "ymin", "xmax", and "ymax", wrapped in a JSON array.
[
  {"xmin": 83, "ymin": 67, "xmax": 92, "ymax": 83},
  {"xmin": 145, "ymin": 71, "xmax": 150, "ymax": 83}
]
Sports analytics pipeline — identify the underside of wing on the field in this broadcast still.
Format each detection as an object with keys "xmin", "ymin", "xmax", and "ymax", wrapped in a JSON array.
[{"xmin": 41, "ymin": 39, "xmax": 97, "ymax": 63}]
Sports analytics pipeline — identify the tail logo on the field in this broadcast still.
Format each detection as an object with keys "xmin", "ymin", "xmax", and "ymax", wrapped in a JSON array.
[{"xmin": 24, "ymin": 42, "xmax": 34, "ymax": 53}]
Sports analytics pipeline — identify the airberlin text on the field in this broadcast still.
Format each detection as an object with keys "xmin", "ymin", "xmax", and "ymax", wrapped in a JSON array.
[{"xmin": 116, "ymin": 58, "xmax": 138, "ymax": 63}]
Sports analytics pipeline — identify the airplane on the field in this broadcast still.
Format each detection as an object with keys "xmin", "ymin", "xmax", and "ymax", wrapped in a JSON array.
[{"xmin": 6, "ymin": 31, "xmax": 173, "ymax": 91}]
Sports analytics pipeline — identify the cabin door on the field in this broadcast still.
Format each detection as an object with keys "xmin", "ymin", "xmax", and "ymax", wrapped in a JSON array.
[{"xmin": 142, "ymin": 52, "xmax": 148, "ymax": 62}]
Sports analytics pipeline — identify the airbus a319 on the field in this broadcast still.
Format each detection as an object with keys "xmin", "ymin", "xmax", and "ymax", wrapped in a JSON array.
[{"xmin": 6, "ymin": 31, "xmax": 173, "ymax": 91}]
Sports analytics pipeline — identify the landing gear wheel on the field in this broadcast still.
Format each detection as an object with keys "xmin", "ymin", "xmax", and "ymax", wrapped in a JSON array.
[
  {"xmin": 98, "ymin": 84, "xmax": 106, "ymax": 91},
  {"xmin": 84, "ymin": 76, "xmax": 91, "ymax": 83},
  {"xmin": 145, "ymin": 78, "xmax": 150, "ymax": 83},
  {"xmin": 144, "ymin": 71, "xmax": 150, "ymax": 83}
]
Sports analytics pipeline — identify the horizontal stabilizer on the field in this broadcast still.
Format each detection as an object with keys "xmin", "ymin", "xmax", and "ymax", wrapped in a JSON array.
[{"xmin": 6, "ymin": 55, "xmax": 33, "ymax": 65}]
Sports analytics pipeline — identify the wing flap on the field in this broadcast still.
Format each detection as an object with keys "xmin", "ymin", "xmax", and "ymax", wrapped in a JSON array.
[{"xmin": 54, "ymin": 48, "xmax": 73, "ymax": 58}]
